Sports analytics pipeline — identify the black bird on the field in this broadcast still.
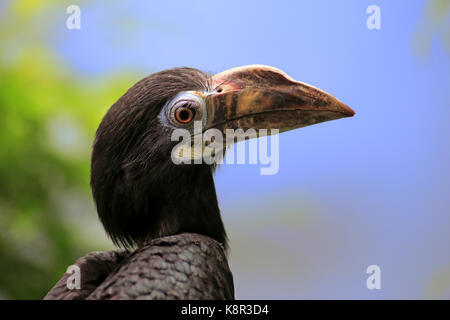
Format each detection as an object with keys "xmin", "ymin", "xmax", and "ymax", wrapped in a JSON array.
[{"xmin": 45, "ymin": 65, "xmax": 354, "ymax": 300}]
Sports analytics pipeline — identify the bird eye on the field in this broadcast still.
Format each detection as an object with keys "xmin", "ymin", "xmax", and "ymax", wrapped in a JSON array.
[
  {"xmin": 162, "ymin": 92, "xmax": 204, "ymax": 128},
  {"xmin": 173, "ymin": 101, "xmax": 196, "ymax": 124}
]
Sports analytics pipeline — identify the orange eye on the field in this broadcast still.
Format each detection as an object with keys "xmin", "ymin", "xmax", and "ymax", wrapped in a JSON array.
[{"xmin": 175, "ymin": 106, "xmax": 195, "ymax": 124}]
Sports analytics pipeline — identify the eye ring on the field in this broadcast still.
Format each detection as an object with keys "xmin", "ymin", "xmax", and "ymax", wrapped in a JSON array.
[
  {"xmin": 174, "ymin": 104, "xmax": 196, "ymax": 124},
  {"xmin": 163, "ymin": 92, "xmax": 203, "ymax": 127}
]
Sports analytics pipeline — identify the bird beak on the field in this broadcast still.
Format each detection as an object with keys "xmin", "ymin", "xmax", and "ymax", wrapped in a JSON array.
[{"xmin": 205, "ymin": 65, "xmax": 354, "ymax": 134}]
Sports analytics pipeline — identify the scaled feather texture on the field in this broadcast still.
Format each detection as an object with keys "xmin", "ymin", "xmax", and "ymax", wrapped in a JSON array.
[{"xmin": 45, "ymin": 233, "xmax": 233, "ymax": 300}]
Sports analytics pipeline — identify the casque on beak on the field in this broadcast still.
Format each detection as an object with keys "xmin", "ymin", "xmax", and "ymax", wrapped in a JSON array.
[{"xmin": 205, "ymin": 65, "xmax": 354, "ymax": 135}]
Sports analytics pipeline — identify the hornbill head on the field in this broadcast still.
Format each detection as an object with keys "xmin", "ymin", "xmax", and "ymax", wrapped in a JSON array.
[{"xmin": 91, "ymin": 65, "xmax": 354, "ymax": 249}]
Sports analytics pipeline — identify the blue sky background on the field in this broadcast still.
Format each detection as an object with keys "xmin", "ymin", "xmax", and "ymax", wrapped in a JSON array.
[{"xmin": 12, "ymin": 0, "xmax": 450, "ymax": 298}]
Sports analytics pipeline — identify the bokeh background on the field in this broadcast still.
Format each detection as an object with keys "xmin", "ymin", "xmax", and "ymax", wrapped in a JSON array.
[{"xmin": 0, "ymin": 0, "xmax": 449, "ymax": 299}]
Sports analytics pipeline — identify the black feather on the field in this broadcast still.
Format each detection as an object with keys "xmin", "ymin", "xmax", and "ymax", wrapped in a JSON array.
[{"xmin": 90, "ymin": 68, "xmax": 227, "ymax": 250}]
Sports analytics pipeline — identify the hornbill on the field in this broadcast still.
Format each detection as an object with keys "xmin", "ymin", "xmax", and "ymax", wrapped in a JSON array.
[{"xmin": 44, "ymin": 65, "xmax": 354, "ymax": 300}]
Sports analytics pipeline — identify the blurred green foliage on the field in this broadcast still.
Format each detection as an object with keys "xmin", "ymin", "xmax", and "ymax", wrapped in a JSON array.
[
  {"xmin": 412, "ymin": 0, "xmax": 450, "ymax": 57},
  {"xmin": 0, "ymin": 0, "xmax": 138, "ymax": 299}
]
